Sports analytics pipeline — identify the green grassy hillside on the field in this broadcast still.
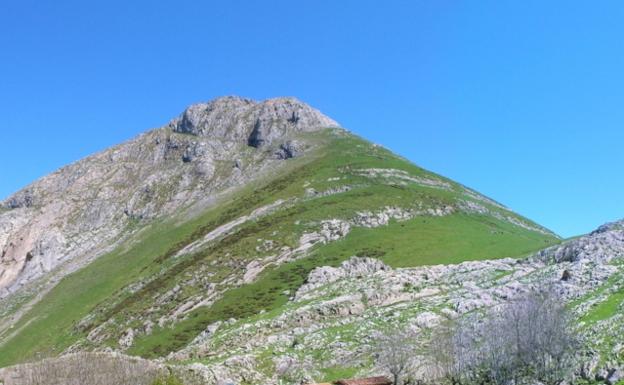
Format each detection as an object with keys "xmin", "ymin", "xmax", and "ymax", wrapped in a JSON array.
[{"xmin": 0, "ymin": 129, "xmax": 559, "ymax": 367}]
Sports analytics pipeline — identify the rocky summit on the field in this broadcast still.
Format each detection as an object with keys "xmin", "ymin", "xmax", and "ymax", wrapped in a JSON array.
[{"xmin": 3, "ymin": 96, "xmax": 621, "ymax": 385}]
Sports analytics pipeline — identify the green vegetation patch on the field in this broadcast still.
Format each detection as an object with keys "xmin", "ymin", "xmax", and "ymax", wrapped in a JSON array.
[
  {"xmin": 581, "ymin": 286, "xmax": 624, "ymax": 324},
  {"xmin": 128, "ymin": 250, "xmax": 344, "ymax": 357},
  {"xmin": 315, "ymin": 214, "xmax": 557, "ymax": 268},
  {"xmin": 320, "ymin": 366, "xmax": 361, "ymax": 382}
]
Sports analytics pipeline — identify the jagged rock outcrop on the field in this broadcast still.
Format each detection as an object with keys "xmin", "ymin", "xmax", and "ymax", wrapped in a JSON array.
[
  {"xmin": 274, "ymin": 140, "xmax": 307, "ymax": 159},
  {"xmin": 535, "ymin": 220, "xmax": 624, "ymax": 263},
  {"xmin": 0, "ymin": 96, "xmax": 339, "ymax": 296},
  {"xmin": 296, "ymin": 257, "xmax": 390, "ymax": 298},
  {"xmin": 172, "ymin": 96, "xmax": 338, "ymax": 147}
]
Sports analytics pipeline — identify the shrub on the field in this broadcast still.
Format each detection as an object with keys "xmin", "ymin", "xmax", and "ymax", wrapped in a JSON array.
[
  {"xmin": 0, "ymin": 352, "xmax": 165, "ymax": 385},
  {"xmin": 427, "ymin": 287, "xmax": 580, "ymax": 385}
]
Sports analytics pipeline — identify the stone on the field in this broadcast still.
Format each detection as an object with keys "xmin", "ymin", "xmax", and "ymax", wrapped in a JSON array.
[
  {"xmin": 535, "ymin": 223, "xmax": 624, "ymax": 264},
  {"xmin": 274, "ymin": 140, "xmax": 306, "ymax": 159},
  {"xmin": 561, "ymin": 269, "xmax": 572, "ymax": 281},
  {"xmin": 118, "ymin": 328, "xmax": 135, "ymax": 349},
  {"xmin": 607, "ymin": 369, "xmax": 622, "ymax": 385},
  {"xmin": 172, "ymin": 96, "xmax": 338, "ymax": 147}
]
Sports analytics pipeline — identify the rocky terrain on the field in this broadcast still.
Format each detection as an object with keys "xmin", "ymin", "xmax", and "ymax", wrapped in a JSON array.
[
  {"xmin": 0, "ymin": 96, "xmax": 582, "ymax": 384},
  {"xmin": 163, "ymin": 220, "xmax": 624, "ymax": 384},
  {"xmin": 2, "ymin": 220, "xmax": 622, "ymax": 385}
]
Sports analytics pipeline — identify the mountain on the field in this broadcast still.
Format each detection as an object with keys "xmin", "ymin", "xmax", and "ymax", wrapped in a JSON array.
[
  {"xmin": 0, "ymin": 96, "xmax": 338, "ymax": 296},
  {"xmin": 0, "ymin": 97, "xmax": 561, "ymax": 381}
]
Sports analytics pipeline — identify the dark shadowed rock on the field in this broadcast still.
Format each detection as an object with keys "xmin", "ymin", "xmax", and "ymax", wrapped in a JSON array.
[{"xmin": 274, "ymin": 140, "xmax": 306, "ymax": 159}]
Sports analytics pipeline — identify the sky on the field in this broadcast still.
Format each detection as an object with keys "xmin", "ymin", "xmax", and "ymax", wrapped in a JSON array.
[{"xmin": 1, "ymin": 0, "xmax": 623, "ymax": 238}]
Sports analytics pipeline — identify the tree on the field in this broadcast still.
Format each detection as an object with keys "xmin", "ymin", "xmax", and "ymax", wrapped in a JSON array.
[
  {"xmin": 375, "ymin": 326, "xmax": 420, "ymax": 385},
  {"xmin": 427, "ymin": 314, "xmax": 489, "ymax": 385},
  {"xmin": 426, "ymin": 287, "xmax": 580, "ymax": 385},
  {"xmin": 499, "ymin": 288, "xmax": 579, "ymax": 385}
]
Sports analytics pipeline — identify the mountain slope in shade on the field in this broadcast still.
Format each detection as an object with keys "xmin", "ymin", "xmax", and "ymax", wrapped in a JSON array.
[{"xmin": 0, "ymin": 97, "xmax": 559, "ymax": 370}]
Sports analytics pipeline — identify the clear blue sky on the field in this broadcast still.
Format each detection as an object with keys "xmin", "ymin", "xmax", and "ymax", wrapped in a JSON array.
[{"xmin": 1, "ymin": 0, "xmax": 623, "ymax": 237}]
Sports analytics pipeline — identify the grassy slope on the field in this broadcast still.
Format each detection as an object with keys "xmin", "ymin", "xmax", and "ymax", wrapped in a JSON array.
[
  {"xmin": 0, "ymin": 130, "xmax": 559, "ymax": 367},
  {"xmin": 128, "ymin": 214, "xmax": 555, "ymax": 358},
  {"xmin": 0, "ymin": 147, "xmax": 318, "ymax": 367},
  {"xmin": 315, "ymin": 213, "xmax": 553, "ymax": 267}
]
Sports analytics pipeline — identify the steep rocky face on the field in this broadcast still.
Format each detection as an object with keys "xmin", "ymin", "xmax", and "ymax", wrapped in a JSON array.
[{"xmin": 0, "ymin": 96, "xmax": 338, "ymax": 296}]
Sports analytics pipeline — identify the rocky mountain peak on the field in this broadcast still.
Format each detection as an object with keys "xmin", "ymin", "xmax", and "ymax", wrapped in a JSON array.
[{"xmin": 171, "ymin": 96, "xmax": 339, "ymax": 147}]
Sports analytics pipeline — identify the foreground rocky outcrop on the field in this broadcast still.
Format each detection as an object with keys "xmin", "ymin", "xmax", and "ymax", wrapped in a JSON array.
[{"xmin": 167, "ymin": 220, "xmax": 624, "ymax": 384}]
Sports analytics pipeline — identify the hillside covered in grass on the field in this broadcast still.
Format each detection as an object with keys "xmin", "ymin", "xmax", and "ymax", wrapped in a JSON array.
[{"xmin": 0, "ymin": 121, "xmax": 559, "ymax": 369}]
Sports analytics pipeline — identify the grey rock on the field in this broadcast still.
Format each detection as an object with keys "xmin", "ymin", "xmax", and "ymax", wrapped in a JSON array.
[
  {"xmin": 274, "ymin": 140, "xmax": 306, "ymax": 159},
  {"xmin": 592, "ymin": 220, "xmax": 624, "ymax": 234},
  {"xmin": 296, "ymin": 256, "xmax": 390, "ymax": 298},
  {"xmin": 297, "ymin": 219, "xmax": 351, "ymax": 253},
  {"xmin": 118, "ymin": 328, "xmax": 135, "ymax": 349},
  {"xmin": 304, "ymin": 185, "xmax": 352, "ymax": 198},
  {"xmin": 172, "ymin": 96, "xmax": 338, "ymax": 147},
  {"xmin": 352, "ymin": 206, "xmax": 416, "ymax": 228},
  {"xmin": 535, "ymin": 222, "xmax": 624, "ymax": 263},
  {"xmin": 607, "ymin": 368, "xmax": 622, "ymax": 385},
  {"xmin": 245, "ymin": 98, "xmax": 338, "ymax": 148},
  {"xmin": 1, "ymin": 189, "xmax": 36, "ymax": 209}
]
